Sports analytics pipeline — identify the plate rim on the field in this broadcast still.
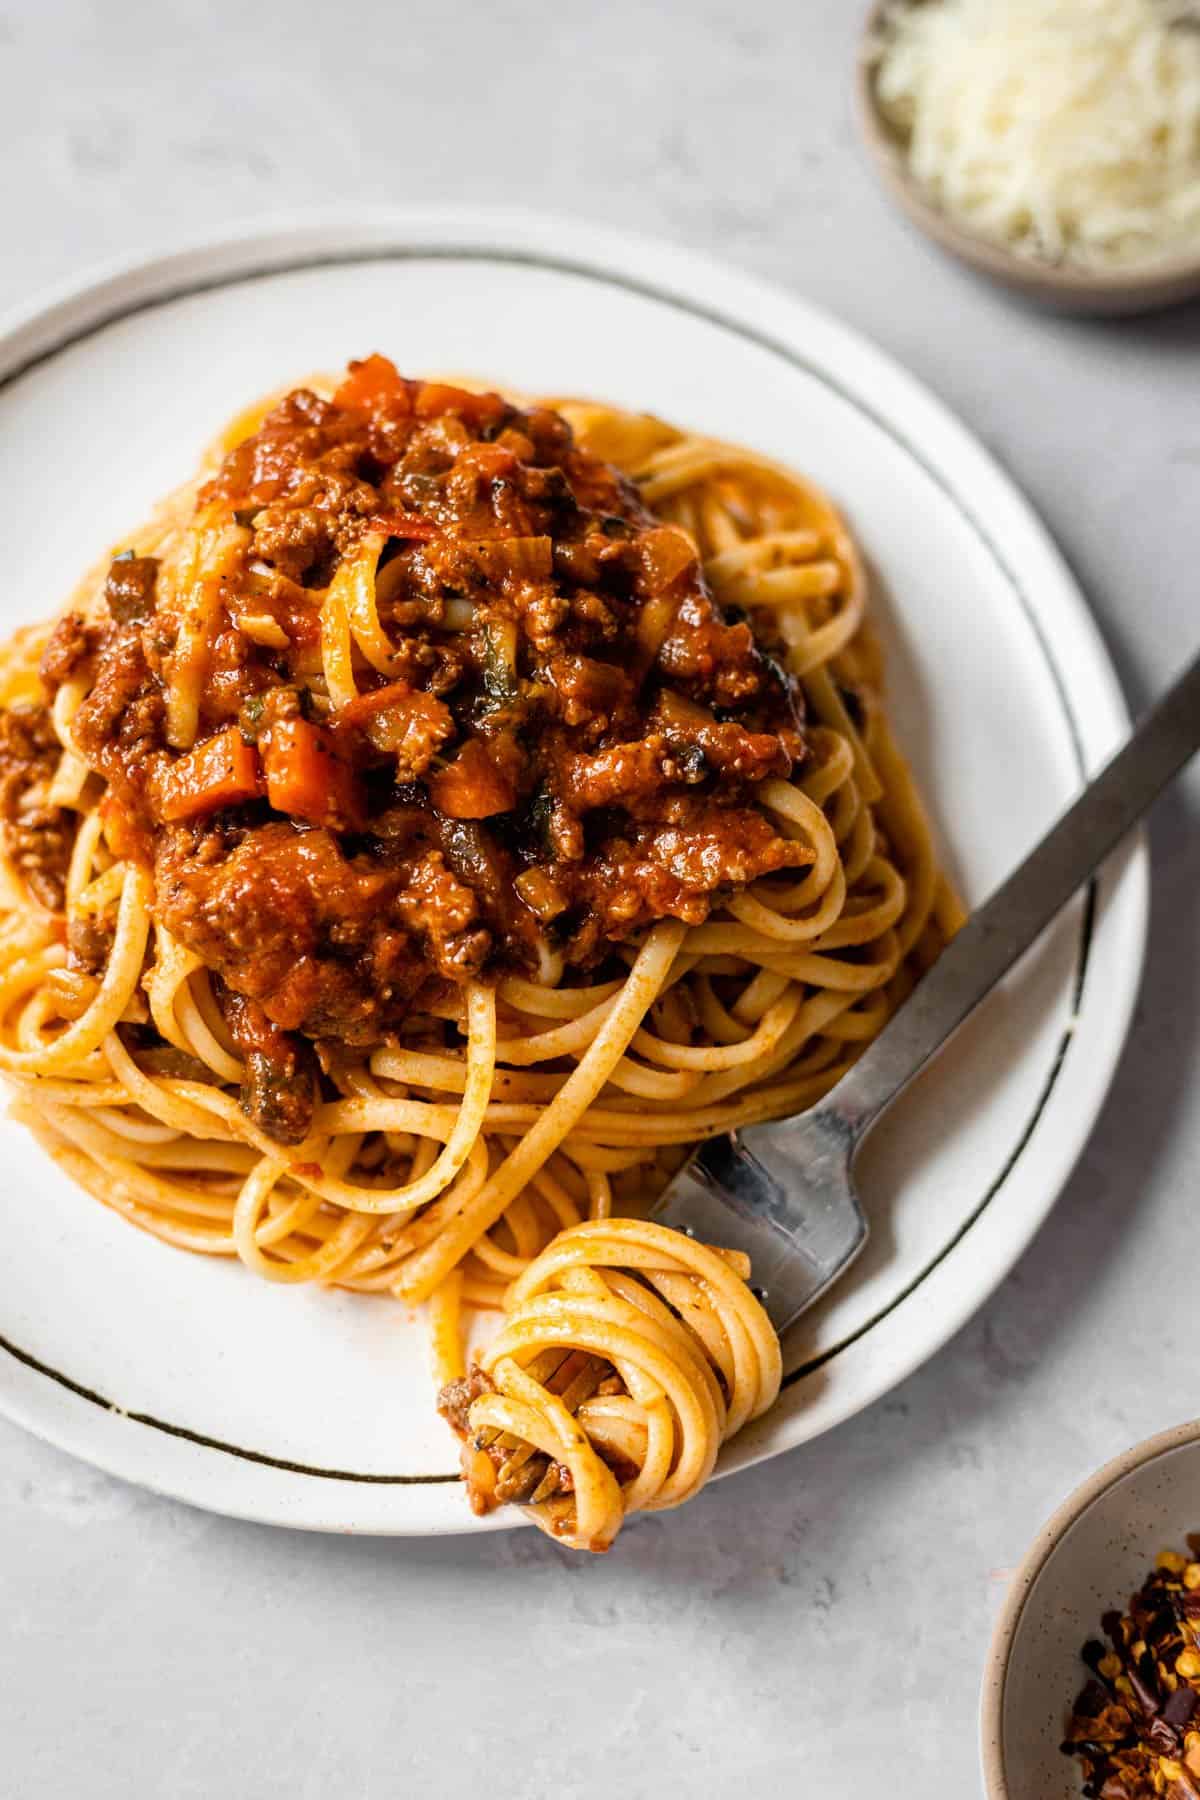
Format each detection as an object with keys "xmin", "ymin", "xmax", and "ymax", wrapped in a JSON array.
[{"xmin": 0, "ymin": 205, "xmax": 1150, "ymax": 1534}]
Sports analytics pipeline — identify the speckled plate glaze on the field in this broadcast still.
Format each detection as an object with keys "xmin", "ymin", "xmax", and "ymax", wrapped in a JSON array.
[{"xmin": 0, "ymin": 210, "xmax": 1148, "ymax": 1535}]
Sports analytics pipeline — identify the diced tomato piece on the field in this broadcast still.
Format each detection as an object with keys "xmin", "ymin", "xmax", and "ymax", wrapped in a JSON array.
[
  {"xmin": 261, "ymin": 716, "xmax": 364, "ymax": 830},
  {"xmin": 333, "ymin": 354, "xmax": 412, "ymax": 414},
  {"xmin": 413, "ymin": 381, "xmax": 507, "ymax": 430},
  {"xmin": 429, "ymin": 739, "xmax": 516, "ymax": 819},
  {"xmin": 366, "ymin": 512, "xmax": 438, "ymax": 541},
  {"xmin": 158, "ymin": 727, "xmax": 262, "ymax": 822}
]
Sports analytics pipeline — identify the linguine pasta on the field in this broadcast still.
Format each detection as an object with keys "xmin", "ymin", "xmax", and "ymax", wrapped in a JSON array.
[{"xmin": 0, "ymin": 366, "xmax": 961, "ymax": 1547}]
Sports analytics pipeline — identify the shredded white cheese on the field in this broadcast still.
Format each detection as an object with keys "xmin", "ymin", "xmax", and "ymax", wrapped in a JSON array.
[{"xmin": 874, "ymin": 0, "xmax": 1200, "ymax": 267}]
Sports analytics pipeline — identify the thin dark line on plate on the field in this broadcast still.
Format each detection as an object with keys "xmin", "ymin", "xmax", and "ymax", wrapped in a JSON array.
[
  {"xmin": 0, "ymin": 1327, "xmax": 459, "ymax": 1483},
  {"xmin": 781, "ymin": 879, "xmax": 1098, "ymax": 1385},
  {"xmin": 0, "ymin": 241, "xmax": 1098, "ymax": 1483}
]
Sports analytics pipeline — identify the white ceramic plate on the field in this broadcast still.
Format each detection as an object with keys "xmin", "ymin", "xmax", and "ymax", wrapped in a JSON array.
[{"xmin": 0, "ymin": 209, "xmax": 1147, "ymax": 1534}]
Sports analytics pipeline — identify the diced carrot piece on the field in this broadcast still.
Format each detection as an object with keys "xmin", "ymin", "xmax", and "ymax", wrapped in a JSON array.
[
  {"xmin": 331, "ymin": 684, "xmax": 454, "ymax": 764},
  {"xmin": 333, "ymin": 354, "xmax": 412, "ymax": 414},
  {"xmin": 158, "ymin": 727, "xmax": 262, "ymax": 822},
  {"xmin": 262, "ymin": 716, "xmax": 364, "ymax": 830},
  {"xmin": 413, "ymin": 381, "xmax": 507, "ymax": 429},
  {"xmin": 332, "ymin": 682, "xmax": 414, "ymax": 727},
  {"xmin": 429, "ymin": 739, "xmax": 516, "ymax": 819},
  {"xmin": 333, "ymin": 682, "xmax": 442, "ymax": 730},
  {"xmin": 366, "ymin": 511, "xmax": 438, "ymax": 541}
]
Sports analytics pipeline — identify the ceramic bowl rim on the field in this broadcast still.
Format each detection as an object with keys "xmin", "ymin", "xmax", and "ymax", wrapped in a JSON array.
[
  {"xmin": 855, "ymin": 2, "xmax": 1200, "ymax": 315},
  {"xmin": 980, "ymin": 1417, "xmax": 1200, "ymax": 1796}
]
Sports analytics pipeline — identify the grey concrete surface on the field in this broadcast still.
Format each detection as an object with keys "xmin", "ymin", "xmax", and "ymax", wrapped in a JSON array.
[{"xmin": 1, "ymin": 3, "xmax": 1198, "ymax": 1795}]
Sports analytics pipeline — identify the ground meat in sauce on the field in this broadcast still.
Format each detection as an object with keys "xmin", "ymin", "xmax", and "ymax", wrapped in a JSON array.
[
  {"xmin": 17, "ymin": 358, "xmax": 812, "ymax": 1141},
  {"xmin": 104, "ymin": 554, "xmax": 160, "ymax": 624},
  {"xmin": 220, "ymin": 990, "xmax": 319, "ymax": 1147},
  {"xmin": 437, "ymin": 1366, "xmax": 573, "ymax": 1510},
  {"xmin": 0, "ymin": 704, "xmax": 75, "ymax": 911},
  {"xmin": 439, "ymin": 1364, "xmax": 617, "ymax": 1514}
]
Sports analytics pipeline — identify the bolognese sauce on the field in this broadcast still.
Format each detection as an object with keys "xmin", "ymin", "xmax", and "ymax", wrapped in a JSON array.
[{"xmin": 36, "ymin": 358, "xmax": 811, "ymax": 1142}]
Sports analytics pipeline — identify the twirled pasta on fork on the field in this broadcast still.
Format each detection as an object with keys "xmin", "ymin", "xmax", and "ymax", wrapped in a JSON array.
[{"xmin": 436, "ymin": 1219, "xmax": 782, "ymax": 1551}]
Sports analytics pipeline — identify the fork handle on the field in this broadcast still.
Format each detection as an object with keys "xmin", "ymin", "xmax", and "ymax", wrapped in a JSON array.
[{"xmin": 819, "ymin": 645, "xmax": 1200, "ymax": 1143}]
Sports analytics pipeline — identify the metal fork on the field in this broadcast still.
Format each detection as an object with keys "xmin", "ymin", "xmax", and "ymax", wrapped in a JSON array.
[{"xmin": 650, "ymin": 647, "xmax": 1200, "ymax": 1333}]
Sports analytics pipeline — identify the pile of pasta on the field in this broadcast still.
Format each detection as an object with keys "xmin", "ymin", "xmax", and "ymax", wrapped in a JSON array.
[{"xmin": 0, "ymin": 381, "xmax": 961, "ymax": 1548}]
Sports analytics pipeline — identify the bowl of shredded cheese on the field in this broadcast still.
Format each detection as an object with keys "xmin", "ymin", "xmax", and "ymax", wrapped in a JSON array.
[{"xmin": 858, "ymin": 0, "xmax": 1200, "ymax": 313}]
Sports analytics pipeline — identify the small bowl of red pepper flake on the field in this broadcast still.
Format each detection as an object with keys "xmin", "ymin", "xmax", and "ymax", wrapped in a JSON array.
[
  {"xmin": 983, "ymin": 1422, "xmax": 1200, "ymax": 1800},
  {"xmin": 1063, "ymin": 1539, "xmax": 1200, "ymax": 1797}
]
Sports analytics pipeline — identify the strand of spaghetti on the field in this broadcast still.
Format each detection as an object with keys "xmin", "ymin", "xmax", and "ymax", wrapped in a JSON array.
[
  {"xmin": 726, "ymin": 875, "xmax": 848, "ymax": 945},
  {"xmin": 470, "ymin": 1070, "xmax": 842, "ymax": 1143},
  {"xmin": 320, "ymin": 546, "xmax": 365, "ymax": 707},
  {"xmin": 28, "ymin": 1102, "xmax": 238, "ymax": 1252},
  {"xmin": 101, "ymin": 1032, "xmax": 240, "ymax": 1142},
  {"xmin": 600, "ymin": 1059, "xmax": 701, "ymax": 1101},
  {"xmin": 64, "ymin": 805, "xmax": 107, "ymax": 907},
  {"xmin": 759, "ymin": 782, "xmax": 843, "ymax": 906},
  {"xmin": 90, "ymin": 1104, "xmax": 183, "ymax": 1144},
  {"xmin": 1, "ymin": 1076, "xmax": 128, "ymax": 1107},
  {"xmin": 812, "ymin": 857, "xmax": 908, "ymax": 949},
  {"xmin": 508, "ymin": 1219, "xmax": 782, "ymax": 1418},
  {"xmin": 0, "ymin": 907, "xmax": 51, "ymax": 959},
  {"xmin": 282, "ymin": 984, "xmax": 496, "ymax": 1216},
  {"xmin": 307, "ymin": 1094, "xmax": 462, "ymax": 1140},
  {"xmin": 495, "ymin": 975, "xmax": 624, "ymax": 1019},
  {"xmin": 629, "ymin": 988, "xmax": 801, "ymax": 1071},
  {"xmin": 469, "ymin": 1361, "xmax": 626, "ymax": 1550},
  {"xmin": 48, "ymin": 675, "xmax": 92, "ymax": 806},
  {"xmin": 342, "ymin": 531, "xmax": 399, "ymax": 675},
  {"xmin": 728, "ymin": 967, "xmax": 790, "ymax": 1025},
  {"xmin": 428, "ymin": 1271, "xmax": 467, "ymax": 1387},
  {"xmin": 477, "ymin": 1301, "xmax": 719, "ymax": 1521},
  {"xmin": 394, "ymin": 922, "xmax": 685, "ymax": 1301},
  {"xmin": 25, "ymin": 1106, "xmax": 248, "ymax": 1195},
  {"xmin": 798, "ymin": 727, "xmax": 855, "ymax": 808},
  {"xmin": 0, "ymin": 943, "xmax": 66, "ymax": 1021},
  {"xmin": 232, "ymin": 1156, "xmax": 376, "ymax": 1283},
  {"xmin": 704, "ymin": 528, "xmax": 822, "ymax": 580},
  {"xmin": 560, "ymin": 1142, "xmax": 654, "ymax": 1174},
  {"xmin": 73, "ymin": 864, "xmax": 124, "ymax": 916},
  {"xmin": 175, "ymin": 975, "xmax": 246, "ymax": 1083},
  {"xmin": 145, "ymin": 930, "xmax": 205, "ymax": 1057},
  {"xmin": 0, "ymin": 864, "xmax": 151, "ymax": 1074},
  {"xmin": 343, "ymin": 1139, "xmax": 493, "ymax": 1268},
  {"xmin": 490, "ymin": 994, "xmax": 622, "ymax": 1066},
  {"xmin": 165, "ymin": 513, "xmax": 248, "ymax": 748}
]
